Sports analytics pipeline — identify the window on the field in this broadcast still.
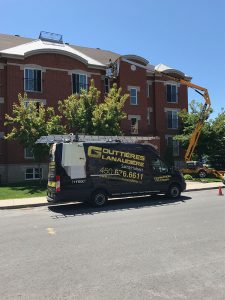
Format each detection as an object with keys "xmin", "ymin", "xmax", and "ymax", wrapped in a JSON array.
[
  {"xmin": 147, "ymin": 107, "xmax": 151, "ymax": 125},
  {"xmin": 24, "ymin": 99, "xmax": 46, "ymax": 111},
  {"xmin": 151, "ymin": 158, "xmax": 169, "ymax": 174},
  {"xmin": 24, "ymin": 69, "xmax": 42, "ymax": 92},
  {"xmin": 130, "ymin": 88, "xmax": 137, "ymax": 105},
  {"xmin": 24, "ymin": 148, "xmax": 34, "ymax": 159},
  {"xmin": 72, "ymin": 74, "xmax": 88, "ymax": 94},
  {"xmin": 167, "ymin": 84, "xmax": 177, "ymax": 103},
  {"xmin": 167, "ymin": 110, "xmax": 178, "ymax": 129},
  {"xmin": 104, "ymin": 77, "xmax": 110, "ymax": 94},
  {"xmin": 25, "ymin": 168, "xmax": 43, "ymax": 180},
  {"xmin": 148, "ymin": 84, "xmax": 152, "ymax": 98},
  {"xmin": 131, "ymin": 117, "xmax": 138, "ymax": 134},
  {"xmin": 166, "ymin": 136, "xmax": 179, "ymax": 156}
]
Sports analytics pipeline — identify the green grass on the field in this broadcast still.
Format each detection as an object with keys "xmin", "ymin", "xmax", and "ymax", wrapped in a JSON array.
[{"xmin": 0, "ymin": 181, "xmax": 47, "ymax": 200}]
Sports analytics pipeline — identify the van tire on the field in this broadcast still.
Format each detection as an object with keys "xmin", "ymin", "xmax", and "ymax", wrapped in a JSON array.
[
  {"xmin": 166, "ymin": 184, "xmax": 181, "ymax": 199},
  {"xmin": 91, "ymin": 190, "xmax": 108, "ymax": 207}
]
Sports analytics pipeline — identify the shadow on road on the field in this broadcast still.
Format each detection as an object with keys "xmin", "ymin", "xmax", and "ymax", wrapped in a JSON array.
[{"xmin": 48, "ymin": 195, "xmax": 192, "ymax": 219}]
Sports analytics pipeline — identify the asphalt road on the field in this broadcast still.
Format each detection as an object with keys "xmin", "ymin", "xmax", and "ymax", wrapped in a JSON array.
[{"xmin": 0, "ymin": 190, "xmax": 224, "ymax": 300}]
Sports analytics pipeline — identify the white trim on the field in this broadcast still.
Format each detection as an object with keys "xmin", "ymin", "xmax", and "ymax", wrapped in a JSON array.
[
  {"xmin": 165, "ymin": 82, "xmax": 179, "ymax": 103},
  {"xmin": 164, "ymin": 80, "xmax": 180, "ymax": 87},
  {"xmin": 129, "ymin": 88, "xmax": 138, "ymax": 105},
  {"xmin": 20, "ymin": 64, "xmax": 46, "ymax": 72},
  {"xmin": 122, "ymin": 58, "xmax": 148, "ymax": 69},
  {"xmin": 68, "ymin": 69, "xmax": 91, "ymax": 77},
  {"xmin": 164, "ymin": 108, "xmax": 180, "ymax": 112},
  {"xmin": 25, "ymin": 167, "xmax": 43, "ymax": 180},
  {"xmin": 0, "ymin": 97, "xmax": 4, "ymax": 104},
  {"xmin": 165, "ymin": 135, "xmax": 179, "ymax": 157},
  {"xmin": 147, "ymin": 80, "xmax": 153, "ymax": 84},
  {"xmin": 0, "ymin": 63, "xmax": 5, "ymax": 69},
  {"xmin": 166, "ymin": 110, "xmax": 179, "ymax": 130},
  {"xmin": 0, "ymin": 40, "xmax": 104, "ymax": 67},
  {"xmin": 127, "ymin": 85, "xmax": 140, "ymax": 92},
  {"xmin": 24, "ymin": 68, "xmax": 42, "ymax": 93},
  {"xmin": 24, "ymin": 148, "xmax": 34, "ymax": 159},
  {"xmin": 24, "ymin": 98, "xmax": 47, "ymax": 105},
  {"xmin": 8, "ymin": 62, "xmax": 101, "ymax": 75},
  {"xmin": 128, "ymin": 115, "xmax": 141, "ymax": 121},
  {"xmin": 121, "ymin": 55, "xmax": 149, "ymax": 65},
  {"xmin": 71, "ymin": 73, "xmax": 88, "ymax": 94}
]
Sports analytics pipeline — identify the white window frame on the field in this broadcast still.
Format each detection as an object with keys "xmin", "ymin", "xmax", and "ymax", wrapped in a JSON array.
[
  {"xmin": 147, "ymin": 83, "xmax": 152, "ymax": 98},
  {"xmin": 128, "ymin": 115, "xmax": 141, "ymax": 135},
  {"xmin": 23, "ymin": 99, "xmax": 46, "ymax": 109},
  {"xmin": 166, "ymin": 83, "xmax": 178, "ymax": 103},
  {"xmin": 24, "ymin": 68, "xmax": 42, "ymax": 93},
  {"xmin": 72, "ymin": 73, "xmax": 88, "ymax": 94},
  {"xmin": 147, "ymin": 107, "xmax": 152, "ymax": 125},
  {"xmin": 24, "ymin": 148, "xmax": 34, "ymax": 159},
  {"xmin": 167, "ymin": 110, "xmax": 178, "ymax": 129},
  {"xmin": 25, "ymin": 168, "xmax": 43, "ymax": 181},
  {"xmin": 130, "ymin": 88, "xmax": 138, "ymax": 105},
  {"xmin": 104, "ymin": 77, "xmax": 110, "ymax": 94},
  {"xmin": 166, "ymin": 136, "xmax": 179, "ymax": 156}
]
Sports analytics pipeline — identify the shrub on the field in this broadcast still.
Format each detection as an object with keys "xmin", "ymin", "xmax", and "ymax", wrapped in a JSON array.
[{"xmin": 183, "ymin": 174, "xmax": 194, "ymax": 180}]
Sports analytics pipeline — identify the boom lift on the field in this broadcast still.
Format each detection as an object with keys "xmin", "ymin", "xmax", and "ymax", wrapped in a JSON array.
[
  {"xmin": 154, "ymin": 68, "xmax": 224, "ymax": 182},
  {"xmin": 106, "ymin": 58, "xmax": 224, "ymax": 182}
]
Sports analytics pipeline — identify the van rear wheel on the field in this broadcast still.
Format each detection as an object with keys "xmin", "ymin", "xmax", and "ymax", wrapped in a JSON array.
[
  {"xmin": 166, "ymin": 184, "xmax": 181, "ymax": 199},
  {"xmin": 91, "ymin": 190, "xmax": 108, "ymax": 207}
]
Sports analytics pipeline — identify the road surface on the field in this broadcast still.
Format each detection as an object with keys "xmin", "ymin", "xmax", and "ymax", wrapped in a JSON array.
[{"xmin": 0, "ymin": 190, "xmax": 224, "ymax": 299}]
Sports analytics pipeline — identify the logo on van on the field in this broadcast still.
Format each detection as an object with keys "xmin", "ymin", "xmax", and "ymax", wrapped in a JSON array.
[{"xmin": 88, "ymin": 146, "xmax": 102, "ymax": 158}]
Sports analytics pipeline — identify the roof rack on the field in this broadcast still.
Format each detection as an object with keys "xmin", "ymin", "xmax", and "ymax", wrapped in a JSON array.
[{"xmin": 36, "ymin": 134, "xmax": 159, "ymax": 144}]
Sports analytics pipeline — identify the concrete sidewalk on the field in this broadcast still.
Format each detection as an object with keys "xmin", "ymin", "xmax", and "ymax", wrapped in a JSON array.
[{"xmin": 0, "ymin": 181, "xmax": 224, "ymax": 209}]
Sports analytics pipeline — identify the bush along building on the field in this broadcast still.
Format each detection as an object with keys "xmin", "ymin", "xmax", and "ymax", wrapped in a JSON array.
[{"xmin": 0, "ymin": 31, "xmax": 190, "ymax": 183}]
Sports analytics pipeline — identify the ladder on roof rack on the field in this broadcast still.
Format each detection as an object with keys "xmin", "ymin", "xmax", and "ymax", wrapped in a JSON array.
[{"xmin": 35, "ymin": 134, "xmax": 158, "ymax": 144}]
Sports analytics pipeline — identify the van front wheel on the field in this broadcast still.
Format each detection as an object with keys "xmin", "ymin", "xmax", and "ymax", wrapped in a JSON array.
[
  {"xmin": 166, "ymin": 184, "xmax": 181, "ymax": 199},
  {"xmin": 91, "ymin": 190, "xmax": 108, "ymax": 207}
]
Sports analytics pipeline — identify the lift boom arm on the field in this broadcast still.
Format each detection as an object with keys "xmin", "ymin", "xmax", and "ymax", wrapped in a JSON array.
[{"xmin": 154, "ymin": 70, "xmax": 211, "ymax": 161}]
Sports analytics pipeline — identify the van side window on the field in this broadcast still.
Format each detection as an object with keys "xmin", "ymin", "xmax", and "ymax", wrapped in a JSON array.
[{"xmin": 151, "ymin": 158, "xmax": 169, "ymax": 174}]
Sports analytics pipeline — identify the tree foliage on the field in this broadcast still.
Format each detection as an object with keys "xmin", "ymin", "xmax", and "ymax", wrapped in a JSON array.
[
  {"xmin": 93, "ymin": 83, "xmax": 128, "ymax": 135},
  {"xmin": 4, "ymin": 82, "xmax": 129, "ymax": 163},
  {"xmin": 175, "ymin": 100, "xmax": 225, "ymax": 165},
  {"xmin": 4, "ymin": 94, "xmax": 66, "ymax": 161},
  {"xmin": 58, "ymin": 79, "xmax": 100, "ymax": 134},
  {"xmin": 59, "ymin": 79, "xmax": 128, "ymax": 135}
]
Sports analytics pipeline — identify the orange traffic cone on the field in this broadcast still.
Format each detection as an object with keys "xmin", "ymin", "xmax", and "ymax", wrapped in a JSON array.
[{"xmin": 218, "ymin": 186, "xmax": 223, "ymax": 196}]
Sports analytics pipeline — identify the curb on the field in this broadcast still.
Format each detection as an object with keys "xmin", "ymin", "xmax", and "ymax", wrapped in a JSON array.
[
  {"xmin": 0, "ymin": 202, "xmax": 50, "ymax": 210},
  {"xmin": 0, "ymin": 185, "xmax": 224, "ymax": 210},
  {"xmin": 184, "ymin": 186, "xmax": 224, "ymax": 193}
]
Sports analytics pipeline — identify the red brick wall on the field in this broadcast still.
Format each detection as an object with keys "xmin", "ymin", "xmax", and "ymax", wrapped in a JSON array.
[{"xmin": 0, "ymin": 53, "xmax": 188, "ymax": 165}]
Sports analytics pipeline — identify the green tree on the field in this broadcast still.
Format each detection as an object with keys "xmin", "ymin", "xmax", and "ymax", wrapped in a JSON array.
[
  {"xmin": 4, "ymin": 93, "xmax": 66, "ymax": 162},
  {"xmin": 206, "ymin": 109, "xmax": 225, "ymax": 168},
  {"xmin": 175, "ymin": 100, "xmax": 225, "ymax": 163},
  {"xmin": 93, "ymin": 83, "xmax": 129, "ymax": 135},
  {"xmin": 58, "ymin": 79, "xmax": 100, "ymax": 134},
  {"xmin": 59, "ymin": 80, "xmax": 128, "ymax": 135}
]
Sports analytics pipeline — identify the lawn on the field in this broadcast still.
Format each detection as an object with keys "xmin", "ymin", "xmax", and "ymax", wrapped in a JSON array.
[{"xmin": 0, "ymin": 181, "xmax": 47, "ymax": 200}]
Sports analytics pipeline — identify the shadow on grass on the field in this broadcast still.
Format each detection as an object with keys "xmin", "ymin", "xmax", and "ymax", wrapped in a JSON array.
[
  {"xmin": 48, "ymin": 194, "xmax": 192, "ymax": 219},
  {"xmin": 1, "ymin": 181, "xmax": 47, "ymax": 195}
]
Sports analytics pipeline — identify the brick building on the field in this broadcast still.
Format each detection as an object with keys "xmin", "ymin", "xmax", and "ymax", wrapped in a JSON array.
[{"xmin": 0, "ymin": 32, "xmax": 190, "ymax": 183}]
